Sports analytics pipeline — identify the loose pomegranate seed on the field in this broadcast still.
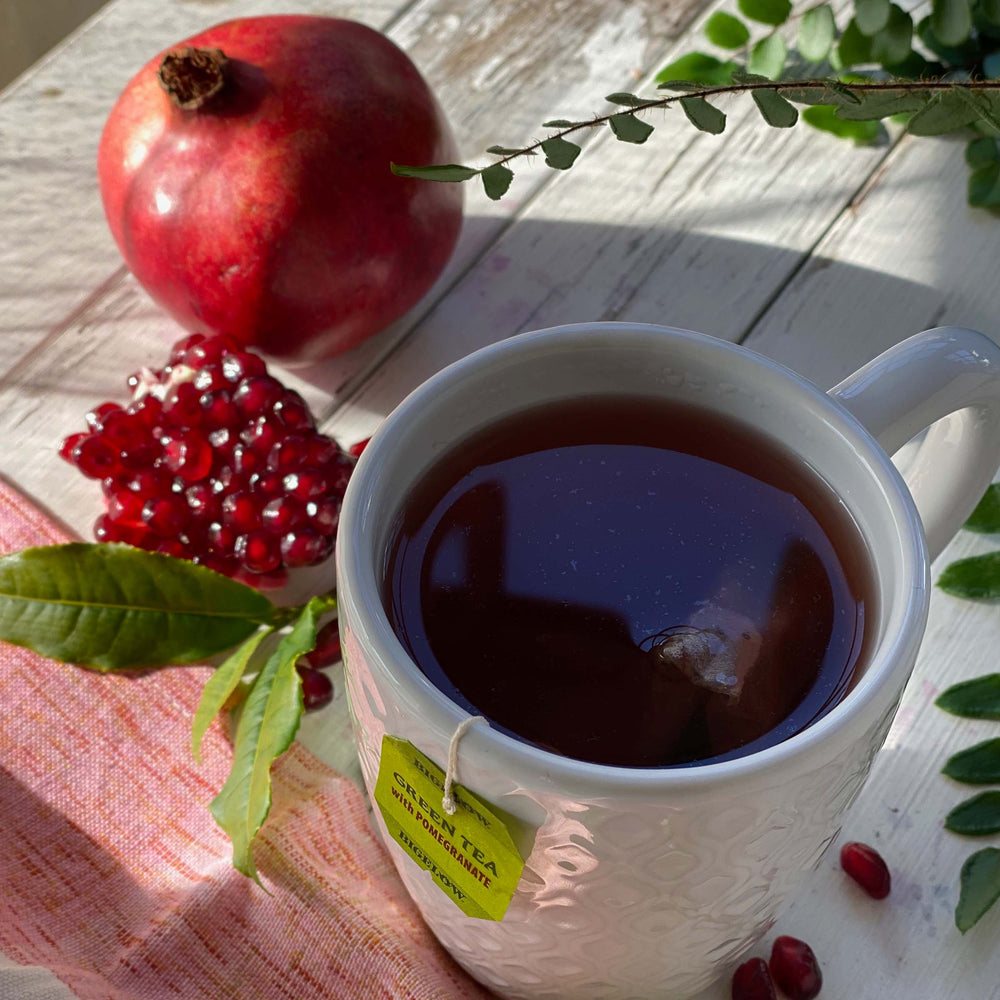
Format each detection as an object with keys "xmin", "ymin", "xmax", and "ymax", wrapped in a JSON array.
[
  {"xmin": 348, "ymin": 437, "xmax": 371, "ymax": 458},
  {"xmin": 840, "ymin": 841, "xmax": 891, "ymax": 899},
  {"xmin": 73, "ymin": 435, "xmax": 121, "ymax": 479},
  {"xmin": 769, "ymin": 937, "xmax": 822, "ymax": 1000},
  {"xmin": 68, "ymin": 334, "xmax": 352, "ymax": 588},
  {"xmin": 233, "ymin": 375, "xmax": 284, "ymax": 417},
  {"xmin": 303, "ymin": 620, "xmax": 341, "ymax": 669},
  {"xmin": 60, "ymin": 432, "xmax": 88, "ymax": 464},
  {"xmin": 298, "ymin": 664, "xmax": 334, "ymax": 711},
  {"xmin": 235, "ymin": 531, "xmax": 282, "ymax": 574},
  {"xmin": 281, "ymin": 529, "xmax": 333, "ymax": 568},
  {"xmin": 163, "ymin": 435, "xmax": 213, "ymax": 482},
  {"xmin": 142, "ymin": 495, "xmax": 190, "ymax": 536},
  {"xmin": 731, "ymin": 958, "xmax": 776, "ymax": 1000}
]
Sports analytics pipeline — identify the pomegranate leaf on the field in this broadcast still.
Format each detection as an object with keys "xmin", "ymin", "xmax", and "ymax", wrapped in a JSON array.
[
  {"xmin": 936, "ymin": 674, "xmax": 1000, "ymax": 719},
  {"xmin": 680, "ymin": 96, "xmax": 727, "ymax": 134},
  {"xmin": 943, "ymin": 738, "xmax": 1000, "ymax": 784},
  {"xmin": 540, "ymin": 136, "xmax": 581, "ymax": 170},
  {"xmin": 481, "ymin": 163, "xmax": 514, "ymax": 201},
  {"xmin": 963, "ymin": 484, "xmax": 1000, "ymax": 532},
  {"xmin": 938, "ymin": 552, "xmax": 1000, "ymax": 599},
  {"xmin": 946, "ymin": 791, "xmax": 1000, "ymax": 836},
  {"xmin": 389, "ymin": 163, "xmax": 479, "ymax": 182},
  {"xmin": 956, "ymin": 848, "xmax": 1000, "ymax": 932},
  {"xmin": 210, "ymin": 594, "xmax": 332, "ymax": 882},
  {"xmin": 0, "ymin": 543, "xmax": 275, "ymax": 672},
  {"xmin": 191, "ymin": 626, "xmax": 274, "ymax": 764},
  {"xmin": 609, "ymin": 113, "xmax": 655, "ymax": 144}
]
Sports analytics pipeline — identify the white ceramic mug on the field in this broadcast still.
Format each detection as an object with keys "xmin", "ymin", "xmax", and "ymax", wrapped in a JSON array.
[{"xmin": 336, "ymin": 323, "xmax": 1000, "ymax": 1000}]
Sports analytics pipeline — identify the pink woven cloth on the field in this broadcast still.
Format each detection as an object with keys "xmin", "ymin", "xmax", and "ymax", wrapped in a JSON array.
[{"xmin": 0, "ymin": 480, "xmax": 491, "ymax": 1000}]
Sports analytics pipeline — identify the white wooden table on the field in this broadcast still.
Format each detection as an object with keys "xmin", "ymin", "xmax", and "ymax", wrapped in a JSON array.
[{"xmin": 3, "ymin": 0, "xmax": 1000, "ymax": 997}]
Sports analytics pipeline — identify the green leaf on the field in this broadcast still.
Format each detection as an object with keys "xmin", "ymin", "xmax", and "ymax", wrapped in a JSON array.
[
  {"xmin": 191, "ymin": 627, "xmax": 274, "ymax": 764},
  {"xmin": 932, "ymin": 0, "xmax": 973, "ymax": 45},
  {"xmin": 802, "ymin": 104, "xmax": 882, "ymax": 142},
  {"xmin": 609, "ymin": 113, "xmax": 655, "ymax": 143},
  {"xmin": 485, "ymin": 145, "xmax": 525, "ymax": 155},
  {"xmin": 748, "ymin": 34, "xmax": 787, "ymax": 78},
  {"xmin": 835, "ymin": 89, "xmax": 928, "ymax": 120},
  {"xmin": 540, "ymin": 136, "xmax": 582, "ymax": 169},
  {"xmin": 985, "ymin": 51, "xmax": 1000, "ymax": 77},
  {"xmin": 956, "ymin": 848, "xmax": 1000, "ymax": 932},
  {"xmin": 937, "ymin": 551, "xmax": 1000, "ymax": 597},
  {"xmin": 917, "ymin": 15, "xmax": 980, "ymax": 64},
  {"xmin": 481, "ymin": 163, "xmax": 514, "ymax": 200},
  {"xmin": 210, "ymin": 595, "xmax": 331, "ymax": 881},
  {"xmin": 705, "ymin": 11, "xmax": 752, "ymax": 48},
  {"xmin": 946, "ymin": 791, "xmax": 1000, "ymax": 835},
  {"xmin": 798, "ymin": 4, "xmax": 837, "ymax": 61},
  {"xmin": 738, "ymin": 0, "xmax": 792, "ymax": 26},
  {"xmin": 855, "ymin": 0, "xmax": 892, "ymax": 35},
  {"xmin": 984, "ymin": 0, "xmax": 1000, "ymax": 28},
  {"xmin": 605, "ymin": 92, "xmax": 646, "ymax": 107},
  {"xmin": 837, "ymin": 19, "xmax": 875, "ymax": 66},
  {"xmin": 656, "ymin": 52, "xmax": 740, "ymax": 85},
  {"xmin": 826, "ymin": 79, "xmax": 865, "ymax": 104},
  {"xmin": 390, "ymin": 163, "xmax": 479, "ymax": 182},
  {"xmin": 656, "ymin": 79, "xmax": 705, "ymax": 92},
  {"xmin": 872, "ymin": 4, "xmax": 914, "ymax": 66},
  {"xmin": 937, "ymin": 674, "xmax": 1000, "ymax": 718},
  {"xmin": 969, "ymin": 162, "xmax": 1000, "ymax": 205},
  {"xmin": 541, "ymin": 119, "xmax": 583, "ymax": 128},
  {"xmin": 963, "ymin": 483, "xmax": 1000, "ymax": 528},
  {"xmin": 0, "ymin": 543, "xmax": 274, "ymax": 672},
  {"xmin": 944, "ymin": 738, "xmax": 1000, "ymax": 784},
  {"xmin": 780, "ymin": 82, "xmax": 860, "ymax": 105},
  {"xmin": 967, "ymin": 136, "xmax": 1000, "ymax": 168},
  {"xmin": 680, "ymin": 95, "xmax": 728, "ymax": 133},
  {"xmin": 752, "ymin": 89, "xmax": 799, "ymax": 126},
  {"xmin": 953, "ymin": 86, "xmax": 1000, "ymax": 134}
]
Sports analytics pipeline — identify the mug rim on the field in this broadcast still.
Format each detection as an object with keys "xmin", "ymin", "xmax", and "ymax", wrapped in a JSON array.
[{"xmin": 337, "ymin": 321, "xmax": 929, "ymax": 790}]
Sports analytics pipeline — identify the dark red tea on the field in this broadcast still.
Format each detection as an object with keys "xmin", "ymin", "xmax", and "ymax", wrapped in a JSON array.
[{"xmin": 384, "ymin": 396, "xmax": 874, "ymax": 767}]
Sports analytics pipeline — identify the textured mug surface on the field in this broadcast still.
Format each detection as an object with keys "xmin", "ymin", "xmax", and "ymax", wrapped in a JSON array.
[{"xmin": 336, "ymin": 323, "xmax": 1000, "ymax": 999}]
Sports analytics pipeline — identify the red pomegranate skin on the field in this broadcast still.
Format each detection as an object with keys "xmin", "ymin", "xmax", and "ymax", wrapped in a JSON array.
[{"xmin": 98, "ymin": 16, "xmax": 463, "ymax": 362}]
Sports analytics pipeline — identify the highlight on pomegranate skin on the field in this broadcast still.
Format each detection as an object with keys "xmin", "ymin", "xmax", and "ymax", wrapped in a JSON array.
[
  {"xmin": 60, "ymin": 333, "xmax": 355, "ymax": 589},
  {"xmin": 769, "ymin": 936, "xmax": 823, "ymax": 1000},
  {"xmin": 731, "ymin": 956, "xmax": 777, "ymax": 1000},
  {"xmin": 840, "ymin": 840, "xmax": 892, "ymax": 899}
]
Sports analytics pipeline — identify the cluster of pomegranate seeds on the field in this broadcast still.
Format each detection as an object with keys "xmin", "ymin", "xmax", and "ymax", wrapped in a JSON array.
[
  {"xmin": 60, "ymin": 333, "xmax": 355, "ymax": 589},
  {"xmin": 839, "ymin": 841, "xmax": 891, "ymax": 899},
  {"xmin": 297, "ymin": 619, "xmax": 341, "ymax": 711}
]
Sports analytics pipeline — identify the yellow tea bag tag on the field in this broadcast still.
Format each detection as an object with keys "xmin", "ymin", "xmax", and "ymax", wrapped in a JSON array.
[{"xmin": 374, "ymin": 734, "xmax": 525, "ymax": 920}]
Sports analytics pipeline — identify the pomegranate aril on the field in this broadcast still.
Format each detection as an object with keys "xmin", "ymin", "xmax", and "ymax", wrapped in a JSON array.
[
  {"xmin": 95, "ymin": 514, "xmax": 151, "ymax": 548},
  {"xmin": 207, "ymin": 521, "xmax": 238, "ymax": 554},
  {"xmin": 193, "ymin": 552, "xmax": 238, "ymax": 576},
  {"xmin": 243, "ymin": 415, "xmax": 281, "ymax": 455},
  {"xmin": 86, "ymin": 402, "xmax": 122, "ymax": 431},
  {"xmin": 221, "ymin": 351, "xmax": 267, "ymax": 382},
  {"xmin": 233, "ymin": 565, "xmax": 288, "ymax": 590},
  {"xmin": 281, "ymin": 529, "xmax": 333, "ymax": 568},
  {"xmin": 731, "ymin": 958, "xmax": 776, "ymax": 1000},
  {"xmin": 163, "ymin": 435, "xmax": 213, "ymax": 482},
  {"xmin": 249, "ymin": 470, "xmax": 284, "ymax": 496},
  {"xmin": 162, "ymin": 382, "xmax": 204, "ymax": 429},
  {"xmin": 267, "ymin": 434, "xmax": 311, "ymax": 472},
  {"xmin": 73, "ymin": 435, "xmax": 121, "ymax": 479},
  {"xmin": 60, "ymin": 432, "xmax": 89, "ymax": 464},
  {"xmin": 186, "ymin": 483, "xmax": 217, "ymax": 519},
  {"xmin": 235, "ymin": 531, "xmax": 282, "ymax": 574},
  {"xmin": 303, "ymin": 620, "xmax": 341, "ymax": 669},
  {"xmin": 283, "ymin": 468, "xmax": 328, "ymax": 500},
  {"xmin": 157, "ymin": 538, "xmax": 189, "ymax": 559},
  {"xmin": 126, "ymin": 394, "xmax": 163, "ymax": 428},
  {"xmin": 170, "ymin": 332, "xmax": 207, "ymax": 363},
  {"xmin": 306, "ymin": 499, "xmax": 339, "ymax": 535},
  {"xmin": 306, "ymin": 435, "xmax": 340, "ymax": 467},
  {"xmin": 142, "ymin": 495, "xmax": 190, "ymax": 536},
  {"xmin": 262, "ymin": 496, "xmax": 306, "ymax": 534},
  {"xmin": 183, "ymin": 335, "xmax": 239, "ymax": 368},
  {"xmin": 769, "ymin": 937, "xmax": 822, "ymax": 1000},
  {"xmin": 326, "ymin": 455, "xmax": 354, "ymax": 493},
  {"xmin": 125, "ymin": 468, "xmax": 172, "ymax": 498},
  {"xmin": 840, "ymin": 841, "xmax": 891, "ymax": 899},
  {"xmin": 199, "ymin": 390, "xmax": 240, "ymax": 430},
  {"xmin": 107, "ymin": 490, "xmax": 145, "ymax": 525},
  {"xmin": 348, "ymin": 437, "xmax": 371, "ymax": 458},
  {"xmin": 232, "ymin": 443, "xmax": 262, "ymax": 477},
  {"xmin": 192, "ymin": 364, "xmax": 229, "ymax": 392},
  {"xmin": 222, "ymin": 492, "xmax": 262, "ymax": 533},
  {"xmin": 298, "ymin": 664, "xmax": 334, "ymax": 711},
  {"xmin": 233, "ymin": 375, "xmax": 284, "ymax": 417},
  {"xmin": 273, "ymin": 392, "xmax": 314, "ymax": 431},
  {"xmin": 120, "ymin": 440, "xmax": 161, "ymax": 471}
]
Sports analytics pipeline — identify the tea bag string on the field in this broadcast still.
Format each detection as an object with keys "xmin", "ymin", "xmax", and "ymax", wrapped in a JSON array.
[{"xmin": 442, "ymin": 715, "xmax": 488, "ymax": 815}]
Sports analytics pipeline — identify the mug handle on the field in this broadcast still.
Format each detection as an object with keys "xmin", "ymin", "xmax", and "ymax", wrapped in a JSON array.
[{"xmin": 828, "ymin": 327, "xmax": 1000, "ymax": 562}]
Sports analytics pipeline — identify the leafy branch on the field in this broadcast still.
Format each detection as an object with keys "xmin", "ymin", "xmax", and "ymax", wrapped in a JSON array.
[
  {"xmin": 393, "ymin": 0, "xmax": 1000, "ymax": 208},
  {"xmin": 0, "ymin": 542, "xmax": 335, "ymax": 880}
]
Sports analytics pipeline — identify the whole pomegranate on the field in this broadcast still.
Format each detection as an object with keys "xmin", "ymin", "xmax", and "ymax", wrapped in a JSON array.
[{"xmin": 98, "ymin": 16, "xmax": 463, "ymax": 362}]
